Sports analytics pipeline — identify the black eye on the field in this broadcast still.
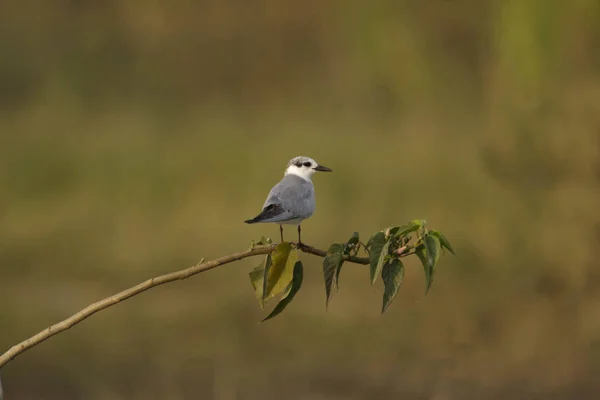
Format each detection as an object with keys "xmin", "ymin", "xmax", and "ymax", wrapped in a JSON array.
[{"xmin": 303, "ymin": 162, "xmax": 312, "ymax": 167}]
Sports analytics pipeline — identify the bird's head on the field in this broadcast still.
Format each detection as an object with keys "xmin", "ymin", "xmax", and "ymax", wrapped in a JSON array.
[{"xmin": 284, "ymin": 156, "xmax": 332, "ymax": 180}]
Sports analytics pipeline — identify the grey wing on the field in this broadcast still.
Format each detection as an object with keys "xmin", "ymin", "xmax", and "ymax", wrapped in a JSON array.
[{"xmin": 262, "ymin": 175, "xmax": 315, "ymax": 221}]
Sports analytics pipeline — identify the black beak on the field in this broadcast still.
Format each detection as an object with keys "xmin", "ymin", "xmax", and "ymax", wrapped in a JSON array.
[{"xmin": 314, "ymin": 165, "xmax": 332, "ymax": 172}]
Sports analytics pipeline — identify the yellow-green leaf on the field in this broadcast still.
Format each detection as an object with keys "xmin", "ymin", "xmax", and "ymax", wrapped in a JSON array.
[
  {"xmin": 263, "ymin": 242, "xmax": 295, "ymax": 301},
  {"xmin": 249, "ymin": 255, "xmax": 271, "ymax": 309},
  {"xmin": 369, "ymin": 232, "xmax": 386, "ymax": 285},
  {"xmin": 381, "ymin": 259, "xmax": 404, "ymax": 314},
  {"xmin": 323, "ymin": 243, "xmax": 345, "ymax": 309},
  {"xmin": 261, "ymin": 261, "xmax": 304, "ymax": 322},
  {"xmin": 275, "ymin": 247, "xmax": 298, "ymax": 295}
]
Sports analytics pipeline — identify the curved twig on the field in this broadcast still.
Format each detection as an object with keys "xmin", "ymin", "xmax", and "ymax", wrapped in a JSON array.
[{"xmin": 0, "ymin": 242, "xmax": 370, "ymax": 369}]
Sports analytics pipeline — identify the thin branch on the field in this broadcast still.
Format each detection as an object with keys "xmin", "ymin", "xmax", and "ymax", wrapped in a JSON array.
[
  {"xmin": 0, "ymin": 242, "xmax": 369, "ymax": 369},
  {"xmin": 298, "ymin": 242, "xmax": 414, "ymax": 262},
  {"xmin": 297, "ymin": 242, "xmax": 370, "ymax": 264}
]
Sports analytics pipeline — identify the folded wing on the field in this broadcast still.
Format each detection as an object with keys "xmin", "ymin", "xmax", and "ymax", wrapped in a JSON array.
[{"xmin": 245, "ymin": 175, "xmax": 315, "ymax": 223}]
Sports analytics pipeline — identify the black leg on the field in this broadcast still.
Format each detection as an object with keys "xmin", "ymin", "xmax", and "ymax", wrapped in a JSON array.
[
  {"xmin": 297, "ymin": 225, "xmax": 302, "ymax": 244},
  {"xmin": 280, "ymin": 225, "xmax": 284, "ymax": 242}
]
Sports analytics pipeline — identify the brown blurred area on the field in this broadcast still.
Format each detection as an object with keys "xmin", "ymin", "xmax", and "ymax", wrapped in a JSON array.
[{"xmin": 1, "ymin": 1, "xmax": 600, "ymax": 399}]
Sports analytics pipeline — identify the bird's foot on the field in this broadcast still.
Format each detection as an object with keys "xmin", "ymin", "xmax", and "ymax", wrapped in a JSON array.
[{"xmin": 296, "ymin": 241, "xmax": 310, "ymax": 252}]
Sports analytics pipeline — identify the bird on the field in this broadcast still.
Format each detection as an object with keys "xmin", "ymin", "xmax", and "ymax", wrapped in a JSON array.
[{"xmin": 245, "ymin": 156, "xmax": 332, "ymax": 244}]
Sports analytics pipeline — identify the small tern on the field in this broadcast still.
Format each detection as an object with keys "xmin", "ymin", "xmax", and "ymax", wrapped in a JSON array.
[{"xmin": 245, "ymin": 156, "xmax": 332, "ymax": 244}]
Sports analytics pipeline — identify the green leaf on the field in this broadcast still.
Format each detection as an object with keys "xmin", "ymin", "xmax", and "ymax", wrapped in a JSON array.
[
  {"xmin": 323, "ymin": 243, "xmax": 345, "ymax": 308},
  {"xmin": 262, "ymin": 242, "xmax": 293, "ymax": 302},
  {"xmin": 411, "ymin": 219, "xmax": 426, "ymax": 228},
  {"xmin": 393, "ymin": 221, "xmax": 422, "ymax": 239},
  {"xmin": 343, "ymin": 232, "xmax": 360, "ymax": 255},
  {"xmin": 386, "ymin": 225, "xmax": 406, "ymax": 237},
  {"xmin": 369, "ymin": 238, "xmax": 391, "ymax": 286},
  {"xmin": 429, "ymin": 230, "xmax": 456, "ymax": 256},
  {"xmin": 249, "ymin": 255, "xmax": 271, "ymax": 309},
  {"xmin": 375, "ymin": 240, "xmax": 391, "ymax": 284},
  {"xmin": 250, "ymin": 236, "xmax": 272, "ymax": 249},
  {"xmin": 381, "ymin": 259, "xmax": 404, "ymax": 314},
  {"xmin": 271, "ymin": 247, "xmax": 297, "ymax": 299},
  {"xmin": 368, "ymin": 232, "xmax": 387, "ymax": 285},
  {"xmin": 424, "ymin": 234, "xmax": 441, "ymax": 291},
  {"xmin": 261, "ymin": 261, "xmax": 304, "ymax": 322},
  {"xmin": 415, "ymin": 244, "xmax": 430, "ymax": 294}
]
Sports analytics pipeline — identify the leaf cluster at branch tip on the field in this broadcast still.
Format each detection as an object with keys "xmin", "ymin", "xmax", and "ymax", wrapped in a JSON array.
[{"xmin": 248, "ymin": 220, "xmax": 456, "ymax": 321}]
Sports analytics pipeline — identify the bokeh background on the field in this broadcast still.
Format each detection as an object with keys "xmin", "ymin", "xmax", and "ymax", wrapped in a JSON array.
[{"xmin": 1, "ymin": 1, "xmax": 600, "ymax": 399}]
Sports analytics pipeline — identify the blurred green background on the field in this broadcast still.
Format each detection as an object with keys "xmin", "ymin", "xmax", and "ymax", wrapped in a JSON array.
[{"xmin": 1, "ymin": 0, "xmax": 600, "ymax": 399}]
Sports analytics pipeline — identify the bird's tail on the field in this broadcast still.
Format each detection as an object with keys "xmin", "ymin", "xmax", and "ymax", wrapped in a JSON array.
[{"xmin": 244, "ymin": 204, "xmax": 283, "ymax": 224}]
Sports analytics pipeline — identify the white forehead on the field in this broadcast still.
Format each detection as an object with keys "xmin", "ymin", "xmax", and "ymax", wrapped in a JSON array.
[{"xmin": 287, "ymin": 156, "xmax": 317, "ymax": 167}]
